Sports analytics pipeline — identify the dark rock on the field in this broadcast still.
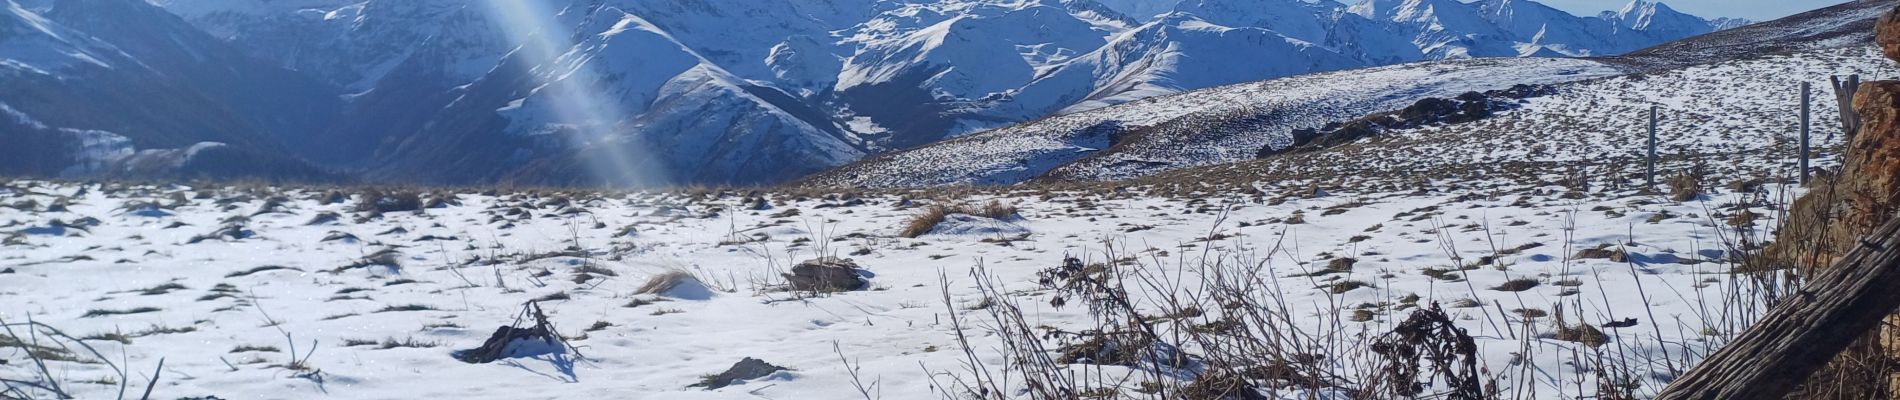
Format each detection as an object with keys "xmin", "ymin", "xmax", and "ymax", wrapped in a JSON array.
[
  {"xmin": 690, "ymin": 358, "xmax": 788, "ymax": 390},
  {"xmin": 0, "ymin": 267, "xmax": 13, "ymax": 274},
  {"xmin": 453, "ymin": 325, "xmax": 558, "ymax": 364},
  {"xmin": 784, "ymin": 257, "xmax": 867, "ymax": 292},
  {"xmin": 1289, "ymin": 127, "xmax": 1321, "ymax": 146},
  {"xmin": 1398, "ymin": 97, "xmax": 1458, "ymax": 124},
  {"xmin": 1261, "ymin": 86, "xmax": 1549, "ymax": 158}
]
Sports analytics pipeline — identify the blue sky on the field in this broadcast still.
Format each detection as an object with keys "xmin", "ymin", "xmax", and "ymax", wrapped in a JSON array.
[{"xmin": 1504, "ymin": 0, "xmax": 1844, "ymax": 21}]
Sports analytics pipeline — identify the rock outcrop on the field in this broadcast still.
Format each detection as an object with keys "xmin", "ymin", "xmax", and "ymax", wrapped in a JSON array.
[
  {"xmin": 1259, "ymin": 84, "xmax": 1553, "ymax": 157},
  {"xmin": 784, "ymin": 257, "xmax": 869, "ymax": 292},
  {"xmin": 1766, "ymin": 3, "xmax": 1900, "ymax": 396}
]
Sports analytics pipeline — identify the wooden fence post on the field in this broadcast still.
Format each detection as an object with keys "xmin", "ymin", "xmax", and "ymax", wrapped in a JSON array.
[
  {"xmin": 1654, "ymin": 216, "xmax": 1900, "ymax": 400},
  {"xmin": 1833, "ymin": 74, "xmax": 1863, "ymax": 142},
  {"xmin": 1648, "ymin": 106, "xmax": 1658, "ymax": 190},
  {"xmin": 1802, "ymin": 82, "xmax": 1813, "ymax": 185}
]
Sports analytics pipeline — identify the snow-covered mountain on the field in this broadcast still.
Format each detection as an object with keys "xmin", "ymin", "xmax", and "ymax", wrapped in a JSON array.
[
  {"xmin": 0, "ymin": 0, "xmax": 338, "ymax": 181},
  {"xmin": 3, "ymin": 0, "xmax": 1751, "ymax": 186},
  {"xmin": 1093, "ymin": 0, "xmax": 1177, "ymax": 20}
]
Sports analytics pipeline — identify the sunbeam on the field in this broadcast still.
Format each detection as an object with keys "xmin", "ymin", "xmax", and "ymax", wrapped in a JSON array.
[{"xmin": 481, "ymin": 0, "xmax": 655, "ymax": 187}]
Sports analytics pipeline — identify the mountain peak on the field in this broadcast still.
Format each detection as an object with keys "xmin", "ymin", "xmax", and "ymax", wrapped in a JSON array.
[
  {"xmin": 1349, "ymin": 0, "xmax": 1496, "ymax": 29},
  {"xmin": 1618, "ymin": 0, "xmax": 1677, "ymax": 15},
  {"xmin": 1605, "ymin": 0, "xmax": 1718, "ymax": 36}
]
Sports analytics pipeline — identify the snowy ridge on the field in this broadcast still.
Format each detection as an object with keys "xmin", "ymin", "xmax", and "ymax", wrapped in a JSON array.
[
  {"xmin": 805, "ymin": 57, "xmax": 1620, "ymax": 188},
  {"xmin": 0, "ymin": 0, "xmax": 122, "ymax": 75},
  {"xmin": 1134, "ymin": 45, "xmax": 1886, "ymax": 192},
  {"xmin": 802, "ymin": 1, "xmax": 1872, "ymax": 190},
  {"xmin": 0, "ymin": 0, "xmax": 339, "ymax": 181},
  {"xmin": 1622, "ymin": 0, "xmax": 1889, "ymax": 70}
]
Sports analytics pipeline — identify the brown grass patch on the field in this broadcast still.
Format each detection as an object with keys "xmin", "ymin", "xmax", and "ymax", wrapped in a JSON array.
[{"xmin": 899, "ymin": 201, "xmax": 1021, "ymax": 238}]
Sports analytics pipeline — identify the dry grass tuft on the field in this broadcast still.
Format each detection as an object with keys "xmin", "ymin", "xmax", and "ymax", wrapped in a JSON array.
[
  {"xmin": 899, "ymin": 201, "xmax": 1021, "ymax": 238},
  {"xmin": 634, "ymin": 270, "xmax": 699, "ymax": 296},
  {"xmin": 899, "ymin": 205, "xmax": 952, "ymax": 238}
]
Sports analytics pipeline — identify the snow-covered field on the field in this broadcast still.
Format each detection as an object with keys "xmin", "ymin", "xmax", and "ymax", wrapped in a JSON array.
[
  {"xmin": 1, "ymin": 4, "xmax": 1875, "ymax": 398},
  {"xmin": 0, "ymin": 163, "xmax": 1802, "ymax": 398}
]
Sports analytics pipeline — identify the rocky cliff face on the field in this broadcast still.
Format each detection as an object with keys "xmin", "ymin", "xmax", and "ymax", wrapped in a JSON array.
[{"xmin": 1766, "ymin": 3, "xmax": 1900, "ymax": 396}]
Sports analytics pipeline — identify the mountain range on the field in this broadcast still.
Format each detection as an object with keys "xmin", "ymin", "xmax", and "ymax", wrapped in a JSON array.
[
  {"xmin": 0, "ymin": 0, "xmax": 1753, "ymax": 186},
  {"xmin": 804, "ymin": 0, "xmax": 1890, "ymax": 188}
]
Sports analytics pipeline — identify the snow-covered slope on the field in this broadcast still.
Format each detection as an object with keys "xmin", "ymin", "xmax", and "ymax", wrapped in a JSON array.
[
  {"xmin": 1093, "ymin": 0, "xmax": 1178, "ymax": 20},
  {"xmin": 0, "ymin": 0, "xmax": 337, "ymax": 181},
  {"xmin": 0, "ymin": 0, "xmax": 119, "ymax": 75},
  {"xmin": 804, "ymin": 57, "xmax": 1622, "ymax": 188},
  {"xmin": 1621, "ymin": 0, "xmax": 1889, "ymax": 70},
  {"xmin": 801, "ymin": 0, "xmax": 1875, "ymax": 189},
  {"xmin": 41, "ymin": 0, "xmax": 344, "ymax": 149},
  {"xmin": 152, "ymin": 0, "xmax": 510, "ymax": 92},
  {"xmin": 1134, "ymin": 45, "xmax": 1885, "ymax": 192},
  {"xmin": 353, "ymin": 6, "xmax": 865, "ymax": 186}
]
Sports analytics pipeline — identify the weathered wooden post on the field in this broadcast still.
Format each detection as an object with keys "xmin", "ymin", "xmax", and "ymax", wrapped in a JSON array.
[
  {"xmin": 1654, "ymin": 216, "xmax": 1900, "ymax": 400},
  {"xmin": 1834, "ymin": 74, "xmax": 1863, "ymax": 141},
  {"xmin": 1647, "ymin": 105, "xmax": 1658, "ymax": 190},
  {"xmin": 1801, "ymin": 82, "xmax": 1812, "ymax": 185}
]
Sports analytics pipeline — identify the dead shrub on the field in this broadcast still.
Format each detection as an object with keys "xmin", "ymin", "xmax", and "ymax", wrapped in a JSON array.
[
  {"xmin": 1369, "ymin": 303, "xmax": 1492, "ymax": 399},
  {"xmin": 1726, "ymin": 209, "xmax": 1760, "ymax": 228},
  {"xmin": 899, "ymin": 205, "xmax": 951, "ymax": 238},
  {"xmin": 1551, "ymin": 305, "xmax": 1608, "ymax": 347},
  {"xmin": 973, "ymin": 200, "xmax": 1019, "ymax": 220},
  {"xmin": 1667, "ymin": 170, "xmax": 1702, "ymax": 202}
]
